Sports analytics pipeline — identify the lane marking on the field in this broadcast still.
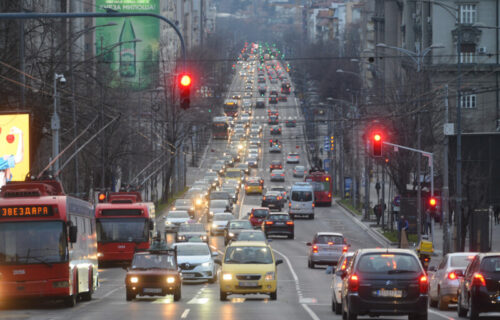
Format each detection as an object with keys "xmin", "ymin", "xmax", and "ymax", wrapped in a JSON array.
[
  {"xmin": 301, "ymin": 304, "xmax": 321, "ymax": 320},
  {"xmin": 428, "ymin": 309, "xmax": 457, "ymax": 320},
  {"xmin": 181, "ymin": 309, "xmax": 190, "ymax": 318}
]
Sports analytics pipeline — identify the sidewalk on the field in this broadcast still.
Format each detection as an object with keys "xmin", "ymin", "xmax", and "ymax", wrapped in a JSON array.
[{"xmin": 337, "ymin": 198, "xmax": 500, "ymax": 265}]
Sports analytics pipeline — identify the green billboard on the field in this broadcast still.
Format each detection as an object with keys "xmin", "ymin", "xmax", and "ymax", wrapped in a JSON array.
[{"xmin": 95, "ymin": 0, "xmax": 160, "ymax": 90}]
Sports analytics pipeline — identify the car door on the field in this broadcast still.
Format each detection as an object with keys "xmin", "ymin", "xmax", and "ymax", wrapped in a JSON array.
[
  {"xmin": 461, "ymin": 255, "xmax": 478, "ymax": 308},
  {"xmin": 430, "ymin": 255, "xmax": 447, "ymax": 298}
]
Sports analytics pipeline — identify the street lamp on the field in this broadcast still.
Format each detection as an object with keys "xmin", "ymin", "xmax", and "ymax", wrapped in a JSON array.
[
  {"xmin": 376, "ymin": 43, "xmax": 444, "ymax": 72},
  {"xmin": 52, "ymin": 73, "xmax": 66, "ymax": 177}
]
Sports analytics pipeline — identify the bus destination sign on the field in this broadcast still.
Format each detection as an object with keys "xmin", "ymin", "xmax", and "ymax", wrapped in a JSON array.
[{"xmin": 0, "ymin": 205, "xmax": 54, "ymax": 218}]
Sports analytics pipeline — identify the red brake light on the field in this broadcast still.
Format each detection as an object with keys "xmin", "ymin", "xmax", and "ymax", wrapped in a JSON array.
[
  {"xmin": 265, "ymin": 221, "xmax": 274, "ymax": 225},
  {"xmin": 312, "ymin": 203, "xmax": 315, "ymax": 208},
  {"xmin": 343, "ymin": 246, "xmax": 348, "ymax": 253},
  {"xmin": 328, "ymin": 193, "xmax": 332, "ymax": 198},
  {"xmin": 447, "ymin": 271, "xmax": 457, "ymax": 280},
  {"xmin": 348, "ymin": 274, "xmax": 359, "ymax": 292},
  {"xmin": 312, "ymin": 245, "xmax": 318, "ymax": 253},
  {"xmin": 328, "ymin": 242, "xmax": 334, "ymax": 245},
  {"xmin": 340, "ymin": 259, "xmax": 348, "ymax": 271},
  {"xmin": 419, "ymin": 274, "xmax": 429, "ymax": 294},
  {"xmin": 288, "ymin": 202, "xmax": 291, "ymax": 207},
  {"xmin": 262, "ymin": 196, "xmax": 266, "ymax": 200},
  {"xmin": 286, "ymin": 221, "xmax": 294, "ymax": 225},
  {"xmin": 472, "ymin": 272, "xmax": 486, "ymax": 286}
]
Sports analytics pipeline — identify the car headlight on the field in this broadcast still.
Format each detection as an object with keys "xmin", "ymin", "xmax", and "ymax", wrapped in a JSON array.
[
  {"xmin": 265, "ymin": 272, "xmax": 275, "ymax": 281},
  {"xmin": 190, "ymin": 207, "xmax": 194, "ymax": 211},
  {"xmin": 177, "ymin": 236, "xmax": 185, "ymax": 241},
  {"xmin": 222, "ymin": 273, "xmax": 233, "ymax": 281},
  {"xmin": 165, "ymin": 221, "xmax": 172, "ymax": 225},
  {"xmin": 210, "ymin": 211, "xmax": 214, "ymax": 216},
  {"xmin": 196, "ymin": 199, "xmax": 202, "ymax": 205},
  {"xmin": 130, "ymin": 277, "xmax": 139, "ymax": 283},
  {"xmin": 202, "ymin": 261, "xmax": 212, "ymax": 267},
  {"xmin": 201, "ymin": 235, "xmax": 208, "ymax": 240},
  {"xmin": 97, "ymin": 252, "xmax": 103, "ymax": 257},
  {"xmin": 212, "ymin": 222, "xmax": 218, "ymax": 228},
  {"xmin": 228, "ymin": 232, "xmax": 235, "ymax": 237},
  {"xmin": 166, "ymin": 277, "xmax": 175, "ymax": 284}
]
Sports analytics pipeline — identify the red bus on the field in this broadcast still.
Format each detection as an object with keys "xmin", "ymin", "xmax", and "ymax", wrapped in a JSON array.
[
  {"xmin": 304, "ymin": 169, "xmax": 333, "ymax": 206},
  {"xmin": 95, "ymin": 192, "xmax": 154, "ymax": 266},
  {"xmin": 223, "ymin": 99, "xmax": 239, "ymax": 117},
  {"xmin": 0, "ymin": 179, "xmax": 97, "ymax": 307},
  {"xmin": 212, "ymin": 116, "xmax": 230, "ymax": 139}
]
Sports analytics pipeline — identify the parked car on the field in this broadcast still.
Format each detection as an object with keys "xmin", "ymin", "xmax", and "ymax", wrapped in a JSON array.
[
  {"xmin": 428, "ymin": 252, "xmax": 475, "ymax": 310},
  {"xmin": 341, "ymin": 248, "xmax": 429, "ymax": 320},
  {"xmin": 307, "ymin": 232, "xmax": 348, "ymax": 268},
  {"xmin": 457, "ymin": 253, "xmax": 500, "ymax": 318}
]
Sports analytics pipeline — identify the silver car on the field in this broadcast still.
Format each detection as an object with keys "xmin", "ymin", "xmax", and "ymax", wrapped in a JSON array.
[
  {"xmin": 164, "ymin": 211, "xmax": 191, "ymax": 233},
  {"xmin": 428, "ymin": 252, "xmax": 475, "ymax": 310},
  {"xmin": 210, "ymin": 212, "xmax": 234, "ymax": 235},
  {"xmin": 307, "ymin": 232, "xmax": 348, "ymax": 268},
  {"xmin": 330, "ymin": 252, "xmax": 354, "ymax": 314},
  {"xmin": 174, "ymin": 242, "xmax": 218, "ymax": 283}
]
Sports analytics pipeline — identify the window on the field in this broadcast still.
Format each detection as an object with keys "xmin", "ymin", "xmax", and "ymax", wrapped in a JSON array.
[
  {"xmin": 460, "ymin": 51, "xmax": 475, "ymax": 63},
  {"xmin": 459, "ymin": 4, "xmax": 476, "ymax": 24},
  {"xmin": 460, "ymin": 94, "xmax": 477, "ymax": 109}
]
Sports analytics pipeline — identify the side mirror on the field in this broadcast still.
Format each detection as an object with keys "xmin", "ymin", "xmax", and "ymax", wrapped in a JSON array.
[
  {"xmin": 69, "ymin": 225, "xmax": 78, "ymax": 243},
  {"xmin": 306, "ymin": 242, "xmax": 312, "ymax": 246},
  {"xmin": 214, "ymin": 258, "xmax": 222, "ymax": 265},
  {"xmin": 325, "ymin": 266, "xmax": 334, "ymax": 274},
  {"xmin": 212, "ymin": 252, "xmax": 219, "ymax": 257},
  {"xmin": 428, "ymin": 265, "xmax": 437, "ymax": 272},
  {"xmin": 275, "ymin": 259, "xmax": 283, "ymax": 265},
  {"xmin": 336, "ymin": 270, "xmax": 347, "ymax": 279},
  {"xmin": 149, "ymin": 220, "xmax": 155, "ymax": 231},
  {"xmin": 246, "ymin": 212, "xmax": 251, "ymax": 217},
  {"xmin": 267, "ymin": 239, "xmax": 273, "ymax": 243}
]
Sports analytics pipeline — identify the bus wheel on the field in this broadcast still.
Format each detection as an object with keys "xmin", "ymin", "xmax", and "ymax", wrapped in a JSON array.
[
  {"xmin": 64, "ymin": 294, "xmax": 77, "ymax": 307},
  {"xmin": 81, "ymin": 270, "xmax": 93, "ymax": 301}
]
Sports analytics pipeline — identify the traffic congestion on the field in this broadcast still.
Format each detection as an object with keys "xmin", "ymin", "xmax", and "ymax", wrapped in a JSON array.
[{"xmin": 1, "ymin": 43, "xmax": 499, "ymax": 320}]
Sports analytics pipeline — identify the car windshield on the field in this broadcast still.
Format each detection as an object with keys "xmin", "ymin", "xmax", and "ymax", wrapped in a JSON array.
[
  {"xmin": 272, "ymin": 170, "xmax": 284, "ymax": 174},
  {"xmin": 211, "ymin": 193, "xmax": 228, "ymax": 200},
  {"xmin": 0, "ymin": 221, "xmax": 68, "ymax": 265},
  {"xmin": 226, "ymin": 171, "xmax": 241, "ymax": 178},
  {"xmin": 291, "ymin": 191, "xmax": 313, "ymax": 202},
  {"xmin": 224, "ymin": 246, "xmax": 273, "ymax": 264},
  {"xmin": 252, "ymin": 209, "xmax": 268, "ymax": 218},
  {"xmin": 316, "ymin": 235, "xmax": 344, "ymax": 244},
  {"xmin": 450, "ymin": 255, "xmax": 475, "ymax": 267},
  {"xmin": 211, "ymin": 200, "xmax": 228, "ymax": 208},
  {"xmin": 289, "ymin": 153, "xmax": 299, "ymax": 157},
  {"xmin": 480, "ymin": 256, "xmax": 500, "ymax": 272},
  {"xmin": 295, "ymin": 166, "xmax": 305, "ymax": 171},
  {"xmin": 175, "ymin": 199, "xmax": 191, "ymax": 206},
  {"xmin": 247, "ymin": 181, "xmax": 260, "ymax": 186},
  {"xmin": 97, "ymin": 218, "xmax": 149, "ymax": 243},
  {"xmin": 168, "ymin": 212, "xmax": 189, "ymax": 218},
  {"xmin": 178, "ymin": 224, "xmax": 205, "ymax": 232},
  {"xmin": 357, "ymin": 253, "xmax": 420, "ymax": 273},
  {"xmin": 230, "ymin": 221, "xmax": 252, "ymax": 229},
  {"xmin": 214, "ymin": 214, "xmax": 233, "ymax": 221},
  {"xmin": 131, "ymin": 254, "xmax": 175, "ymax": 269},
  {"xmin": 236, "ymin": 232, "xmax": 266, "ymax": 241},
  {"xmin": 236, "ymin": 164, "xmax": 248, "ymax": 169},
  {"xmin": 269, "ymin": 215, "xmax": 289, "ymax": 221},
  {"xmin": 176, "ymin": 244, "xmax": 210, "ymax": 256}
]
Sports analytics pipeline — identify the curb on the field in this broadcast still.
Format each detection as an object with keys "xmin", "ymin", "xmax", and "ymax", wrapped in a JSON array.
[{"xmin": 336, "ymin": 200, "xmax": 394, "ymax": 248}]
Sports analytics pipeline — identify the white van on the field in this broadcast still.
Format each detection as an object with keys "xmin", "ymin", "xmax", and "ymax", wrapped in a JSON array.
[{"xmin": 289, "ymin": 182, "xmax": 315, "ymax": 219}]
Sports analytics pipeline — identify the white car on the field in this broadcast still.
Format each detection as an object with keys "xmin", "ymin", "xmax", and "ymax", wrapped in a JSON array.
[
  {"xmin": 174, "ymin": 242, "xmax": 218, "ymax": 283},
  {"xmin": 286, "ymin": 153, "xmax": 300, "ymax": 164},
  {"xmin": 211, "ymin": 212, "xmax": 234, "ymax": 235},
  {"xmin": 330, "ymin": 252, "xmax": 354, "ymax": 314},
  {"xmin": 164, "ymin": 210, "xmax": 191, "ymax": 233},
  {"xmin": 293, "ymin": 165, "xmax": 306, "ymax": 178}
]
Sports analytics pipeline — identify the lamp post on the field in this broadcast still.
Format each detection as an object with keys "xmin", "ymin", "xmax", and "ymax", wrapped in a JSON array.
[
  {"xmin": 376, "ymin": 42, "xmax": 443, "ymax": 244},
  {"xmin": 52, "ymin": 73, "xmax": 66, "ymax": 177}
]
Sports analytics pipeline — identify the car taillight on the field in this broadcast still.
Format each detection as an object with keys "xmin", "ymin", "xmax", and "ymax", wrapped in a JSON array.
[
  {"xmin": 250, "ymin": 213, "xmax": 254, "ymax": 218},
  {"xmin": 328, "ymin": 193, "xmax": 332, "ymax": 198},
  {"xmin": 472, "ymin": 272, "xmax": 486, "ymax": 286},
  {"xmin": 447, "ymin": 271, "xmax": 458, "ymax": 280},
  {"xmin": 348, "ymin": 274, "xmax": 359, "ymax": 292},
  {"xmin": 419, "ymin": 274, "xmax": 429, "ymax": 294},
  {"xmin": 343, "ymin": 246, "xmax": 348, "ymax": 253},
  {"xmin": 286, "ymin": 221, "xmax": 294, "ymax": 225},
  {"xmin": 262, "ymin": 196, "xmax": 266, "ymax": 200},
  {"xmin": 288, "ymin": 202, "xmax": 291, "ymax": 207},
  {"xmin": 277, "ymin": 196, "xmax": 282, "ymax": 200},
  {"xmin": 340, "ymin": 259, "xmax": 348, "ymax": 271},
  {"xmin": 312, "ymin": 245, "xmax": 318, "ymax": 253},
  {"xmin": 265, "ymin": 221, "xmax": 274, "ymax": 225},
  {"xmin": 281, "ymin": 174, "xmax": 284, "ymax": 176},
  {"xmin": 312, "ymin": 203, "xmax": 315, "ymax": 208}
]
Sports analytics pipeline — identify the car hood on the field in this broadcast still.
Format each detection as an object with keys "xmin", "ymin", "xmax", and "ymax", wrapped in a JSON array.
[
  {"xmin": 177, "ymin": 255, "xmax": 212, "ymax": 265},
  {"xmin": 213, "ymin": 220, "xmax": 230, "ymax": 226},
  {"xmin": 222, "ymin": 263, "xmax": 275, "ymax": 274},
  {"xmin": 167, "ymin": 218, "xmax": 190, "ymax": 223}
]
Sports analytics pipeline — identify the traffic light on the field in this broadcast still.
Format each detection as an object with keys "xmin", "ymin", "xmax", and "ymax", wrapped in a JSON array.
[
  {"xmin": 98, "ymin": 192, "xmax": 106, "ymax": 203},
  {"xmin": 179, "ymin": 73, "xmax": 192, "ymax": 110},
  {"xmin": 428, "ymin": 196, "xmax": 437, "ymax": 210},
  {"xmin": 372, "ymin": 132, "xmax": 382, "ymax": 157},
  {"xmin": 330, "ymin": 135, "xmax": 334, "ymax": 151}
]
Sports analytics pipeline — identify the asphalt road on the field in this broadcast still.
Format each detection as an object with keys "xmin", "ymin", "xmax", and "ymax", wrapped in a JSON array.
[{"xmin": 0, "ymin": 62, "xmax": 492, "ymax": 320}]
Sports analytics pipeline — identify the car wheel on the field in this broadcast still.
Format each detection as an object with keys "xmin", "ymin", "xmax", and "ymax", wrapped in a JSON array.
[
  {"xmin": 429, "ymin": 295, "xmax": 438, "ymax": 308},
  {"xmin": 346, "ymin": 304, "xmax": 357, "ymax": 320},
  {"xmin": 333, "ymin": 294, "xmax": 342, "ymax": 314},
  {"xmin": 437, "ymin": 294, "xmax": 448, "ymax": 310},
  {"xmin": 173, "ymin": 286, "xmax": 181, "ymax": 301},
  {"xmin": 308, "ymin": 259, "xmax": 315, "ymax": 269},
  {"xmin": 469, "ymin": 297, "xmax": 479, "ymax": 320},
  {"xmin": 220, "ymin": 290, "xmax": 227, "ymax": 301},
  {"xmin": 457, "ymin": 293, "xmax": 468, "ymax": 317},
  {"xmin": 270, "ymin": 290, "xmax": 277, "ymax": 300},
  {"xmin": 309, "ymin": 214, "xmax": 314, "ymax": 220},
  {"xmin": 288, "ymin": 234, "xmax": 294, "ymax": 239},
  {"xmin": 409, "ymin": 313, "xmax": 428, "ymax": 320},
  {"xmin": 126, "ymin": 291, "xmax": 135, "ymax": 301}
]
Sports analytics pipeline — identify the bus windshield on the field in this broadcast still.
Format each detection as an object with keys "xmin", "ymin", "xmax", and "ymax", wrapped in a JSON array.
[
  {"xmin": 0, "ymin": 221, "xmax": 68, "ymax": 265},
  {"xmin": 96, "ymin": 218, "xmax": 149, "ymax": 243},
  {"xmin": 309, "ymin": 181, "xmax": 330, "ymax": 192}
]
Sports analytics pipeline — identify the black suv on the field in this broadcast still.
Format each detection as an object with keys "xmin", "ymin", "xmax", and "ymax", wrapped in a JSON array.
[
  {"xmin": 457, "ymin": 253, "xmax": 500, "ymax": 319},
  {"xmin": 341, "ymin": 248, "xmax": 428, "ymax": 320},
  {"xmin": 261, "ymin": 191, "xmax": 283, "ymax": 211},
  {"xmin": 261, "ymin": 213, "xmax": 294, "ymax": 239}
]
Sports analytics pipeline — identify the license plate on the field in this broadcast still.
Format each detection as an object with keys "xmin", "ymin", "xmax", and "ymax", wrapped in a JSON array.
[
  {"xmin": 144, "ymin": 288, "xmax": 162, "ymax": 294},
  {"xmin": 374, "ymin": 289, "xmax": 403, "ymax": 298},
  {"xmin": 239, "ymin": 281, "xmax": 259, "ymax": 287},
  {"xmin": 275, "ymin": 222, "xmax": 285, "ymax": 225},
  {"xmin": 183, "ymin": 273, "xmax": 195, "ymax": 278}
]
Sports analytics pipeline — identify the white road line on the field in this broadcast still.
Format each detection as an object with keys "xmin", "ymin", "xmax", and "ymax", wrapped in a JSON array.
[
  {"xmin": 301, "ymin": 304, "xmax": 321, "ymax": 320},
  {"xmin": 180, "ymin": 308, "xmax": 190, "ymax": 319},
  {"xmin": 428, "ymin": 309, "xmax": 457, "ymax": 320}
]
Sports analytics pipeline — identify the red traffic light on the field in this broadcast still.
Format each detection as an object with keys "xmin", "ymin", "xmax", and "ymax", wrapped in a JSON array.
[
  {"xmin": 98, "ymin": 193, "xmax": 106, "ymax": 203},
  {"xmin": 179, "ymin": 74, "xmax": 192, "ymax": 87},
  {"xmin": 429, "ymin": 197, "xmax": 437, "ymax": 207},
  {"xmin": 374, "ymin": 133, "xmax": 381, "ymax": 142},
  {"xmin": 372, "ymin": 132, "xmax": 383, "ymax": 157}
]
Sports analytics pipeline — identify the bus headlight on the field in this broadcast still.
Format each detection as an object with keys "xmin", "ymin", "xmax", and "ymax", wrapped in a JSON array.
[
  {"xmin": 130, "ymin": 277, "xmax": 139, "ymax": 284},
  {"xmin": 166, "ymin": 277, "xmax": 175, "ymax": 284}
]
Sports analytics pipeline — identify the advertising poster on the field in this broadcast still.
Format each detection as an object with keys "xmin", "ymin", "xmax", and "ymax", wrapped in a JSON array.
[
  {"xmin": 95, "ymin": 0, "xmax": 160, "ymax": 90},
  {"xmin": 0, "ymin": 113, "xmax": 30, "ymax": 189}
]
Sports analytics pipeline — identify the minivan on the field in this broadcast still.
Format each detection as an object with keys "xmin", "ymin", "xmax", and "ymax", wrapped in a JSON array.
[{"xmin": 289, "ymin": 182, "xmax": 315, "ymax": 219}]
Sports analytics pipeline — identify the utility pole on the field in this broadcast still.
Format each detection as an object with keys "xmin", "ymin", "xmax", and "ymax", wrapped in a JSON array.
[
  {"xmin": 363, "ymin": 137, "xmax": 370, "ymax": 220},
  {"xmin": 52, "ymin": 73, "xmax": 65, "ymax": 177},
  {"xmin": 443, "ymin": 85, "xmax": 451, "ymax": 255},
  {"xmin": 455, "ymin": 28, "xmax": 463, "ymax": 252}
]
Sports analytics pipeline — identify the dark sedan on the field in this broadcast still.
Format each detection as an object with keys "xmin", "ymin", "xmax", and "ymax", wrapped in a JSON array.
[
  {"xmin": 270, "ymin": 126, "xmax": 281, "ymax": 135},
  {"xmin": 261, "ymin": 191, "xmax": 283, "ymax": 211},
  {"xmin": 457, "ymin": 253, "xmax": 500, "ymax": 319},
  {"xmin": 261, "ymin": 213, "xmax": 294, "ymax": 239},
  {"xmin": 341, "ymin": 248, "xmax": 428, "ymax": 320},
  {"xmin": 223, "ymin": 220, "xmax": 253, "ymax": 245}
]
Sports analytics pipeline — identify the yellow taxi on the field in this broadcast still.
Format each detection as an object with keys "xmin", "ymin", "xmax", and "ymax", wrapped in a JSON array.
[
  {"xmin": 215, "ymin": 241, "xmax": 283, "ymax": 301},
  {"xmin": 225, "ymin": 168, "xmax": 243, "ymax": 184},
  {"xmin": 245, "ymin": 177, "xmax": 264, "ymax": 194}
]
